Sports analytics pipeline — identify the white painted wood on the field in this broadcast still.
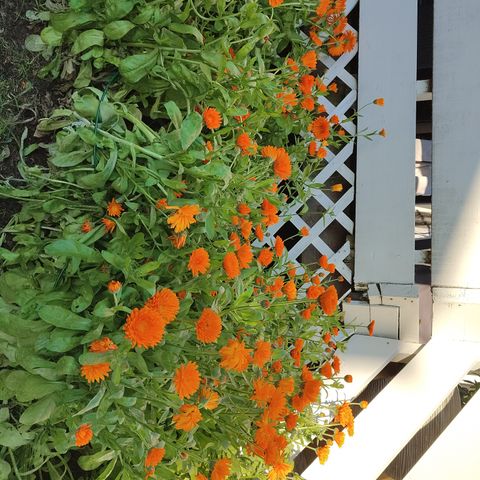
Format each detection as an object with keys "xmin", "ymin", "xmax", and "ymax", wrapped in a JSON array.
[
  {"xmin": 354, "ymin": 0, "xmax": 417, "ymax": 285},
  {"xmin": 404, "ymin": 389, "xmax": 480, "ymax": 480},
  {"xmin": 369, "ymin": 305, "xmax": 399, "ymax": 339},
  {"xmin": 301, "ymin": 340, "xmax": 479, "ymax": 480},
  {"xmin": 432, "ymin": 0, "xmax": 480, "ymax": 290}
]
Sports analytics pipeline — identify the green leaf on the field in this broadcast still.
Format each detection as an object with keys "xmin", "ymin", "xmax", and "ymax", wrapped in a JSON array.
[
  {"xmin": 20, "ymin": 395, "xmax": 56, "ymax": 425},
  {"xmin": 72, "ymin": 29, "xmax": 104, "ymax": 55},
  {"xmin": 105, "ymin": 0, "xmax": 136, "ymax": 20},
  {"xmin": 0, "ymin": 424, "xmax": 31, "ymax": 448},
  {"xmin": 24, "ymin": 34, "xmax": 45, "ymax": 52},
  {"xmin": 5, "ymin": 371, "xmax": 64, "ymax": 402},
  {"xmin": 74, "ymin": 384, "xmax": 106, "ymax": 416},
  {"xmin": 40, "ymin": 26, "xmax": 63, "ymax": 47},
  {"xmin": 119, "ymin": 50, "xmax": 158, "ymax": 84},
  {"xmin": 45, "ymin": 239, "xmax": 101, "ymax": 262},
  {"xmin": 0, "ymin": 247, "xmax": 19, "ymax": 263},
  {"xmin": 96, "ymin": 458, "xmax": 117, "ymax": 480},
  {"xmin": 74, "ymin": 61, "xmax": 93, "ymax": 88},
  {"xmin": 38, "ymin": 305, "xmax": 92, "ymax": 331},
  {"xmin": 204, "ymin": 211, "xmax": 215, "ymax": 240},
  {"xmin": 0, "ymin": 459, "xmax": 11, "ymax": 479},
  {"xmin": 169, "ymin": 23, "xmax": 203, "ymax": 44},
  {"xmin": 50, "ymin": 149, "xmax": 90, "ymax": 167},
  {"xmin": 78, "ymin": 450, "xmax": 116, "ymax": 471},
  {"xmin": 50, "ymin": 12, "xmax": 97, "ymax": 32},
  {"xmin": 164, "ymin": 101, "xmax": 183, "ymax": 130},
  {"xmin": 180, "ymin": 112, "xmax": 203, "ymax": 151},
  {"xmin": 44, "ymin": 329, "xmax": 81, "ymax": 353},
  {"xmin": 104, "ymin": 20, "xmax": 135, "ymax": 40}
]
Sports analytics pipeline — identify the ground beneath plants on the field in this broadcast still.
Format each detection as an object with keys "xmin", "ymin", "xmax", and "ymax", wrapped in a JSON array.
[{"xmin": 0, "ymin": 0, "xmax": 63, "ymax": 228}]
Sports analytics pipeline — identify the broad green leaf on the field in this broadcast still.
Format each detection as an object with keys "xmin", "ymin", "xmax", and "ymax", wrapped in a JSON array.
[
  {"xmin": 44, "ymin": 329, "xmax": 82, "ymax": 353},
  {"xmin": 78, "ymin": 450, "xmax": 116, "ymax": 471},
  {"xmin": 45, "ymin": 239, "xmax": 101, "ymax": 262},
  {"xmin": 0, "ymin": 459, "xmax": 11, "ymax": 478},
  {"xmin": 0, "ymin": 247, "xmax": 19, "ymax": 262},
  {"xmin": 104, "ymin": 20, "xmax": 135, "ymax": 40},
  {"xmin": 96, "ymin": 458, "xmax": 117, "ymax": 480},
  {"xmin": 24, "ymin": 34, "xmax": 45, "ymax": 52},
  {"xmin": 40, "ymin": 26, "xmax": 62, "ymax": 46},
  {"xmin": 50, "ymin": 12, "xmax": 97, "ymax": 33},
  {"xmin": 56, "ymin": 356, "xmax": 77, "ymax": 376},
  {"xmin": 164, "ymin": 101, "xmax": 183, "ymax": 130},
  {"xmin": 105, "ymin": 0, "xmax": 136, "ymax": 20},
  {"xmin": 50, "ymin": 149, "xmax": 90, "ymax": 167},
  {"xmin": 74, "ymin": 384, "xmax": 106, "ymax": 416},
  {"xmin": 20, "ymin": 395, "xmax": 56, "ymax": 425},
  {"xmin": 0, "ymin": 424, "xmax": 31, "ymax": 448},
  {"xmin": 73, "ymin": 61, "xmax": 93, "ymax": 88},
  {"xmin": 168, "ymin": 23, "xmax": 203, "ymax": 44},
  {"xmin": 5, "ymin": 371, "xmax": 64, "ymax": 402},
  {"xmin": 204, "ymin": 211, "xmax": 215, "ymax": 240},
  {"xmin": 119, "ymin": 50, "xmax": 158, "ymax": 84},
  {"xmin": 39, "ymin": 305, "xmax": 92, "ymax": 331},
  {"xmin": 180, "ymin": 112, "xmax": 203, "ymax": 151},
  {"xmin": 72, "ymin": 29, "xmax": 104, "ymax": 55}
]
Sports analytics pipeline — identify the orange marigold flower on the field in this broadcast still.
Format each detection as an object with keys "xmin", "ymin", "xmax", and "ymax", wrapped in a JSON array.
[
  {"xmin": 335, "ymin": 402, "xmax": 354, "ymax": 428},
  {"xmin": 301, "ymin": 50, "xmax": 317, "ymax": 70},
  {"xmin": 237, "ymin": 132, "xmax": 252, "ymax": 150},
  {"xmin": 102, "ymin": 218, "xmax": 116, "ymax": 233},
  {"xmin": 374, "ymin": 97, "xmax": 384, "ymax": 106},
  {"xmin": 285, "ymin": 413, "xmax": 298, "ymax": 431},
  {"xmin": 273, "ymin": 148, "xmax": 292, "ymax": 180},
  {"xmin": 231, "ymin": 215, "xmax": 239, "ymax": 225},
  {"xmin": 342, "ymin": 30, "xmax": 357, "ymax": 53},
  {"xmin": 309, "ymin": 117, "xmax": 330, "ymax": 140},
  {"xmin": 211, "ymin": 458, "xmax": 231, "ymax": 480},
  {"xmin": 237, "ymin": 243, "xmax": 253, "ymax": 269},
  {"xmin": 287, "ymin": 264, "xmax": 296, "ymax": 278},
  {"xmin": 81, "ymin": 220, "xmax": 92, "ymax": 233},
  {"xmin": 261, "ymin": 145, "xmax": 278, "ymax": 159},
  {"xmin": 169, "ymin": 233, "xmax": 187, "ymax": 249},
  {"xmin": 310, "ymin": 29, "xmax": 323, "ymax": 46},
  {"xmin": 188, "ymin": 248, "xmax": 210, "ymax": 276},
  {"xmin": 360, "ymin": 400, "xmax": 368, "ymax": 409},
  {"xmin": 278, "ymin": 377, "xmax": 295, "ymax": 395},
  {"xmin": 274, "ymin": 236, "xmax": 285, "ymax": 257},
  {"xmin": 261, "ymin": 199, "xmax": 279, "ymax": 226},
  {"xmin": 333, "ymin": 16, "xmax": 348, "ymax": 35},
  {"xmin": 81, "ymin": 363, "xmax": 111, "ymax": 383},
  {"xmin": 240, "ymin": 218, "xmax": 253, "ymax": 240},
  {"xmin": 203, "ymin": 107, "xmax": 222, "ymax": 130},
  {"xmin": 174, "ymin": 361, "xmax": 201, "ymax": 399},
  {"xmin": 253, "ymin": 340, "xmax": 272, "ymax": 368},
  {"xmin": 196, "ymin": 308, "xmax": 222, "ymax": 343},
  {"xmin": 290, "ymin": 338, "xmax": 304, "ymax": 367},
  {"xmin": 223, "ymin": 251, "xmax": 241, "ymax": 279},
  {"xmin": 89, "ymin": 337, "xmax": 117, "ymax": 353},
  {"xmin": 123, "ymin": 307, "xmax": 166, "ymax": 349},
  {"xmin": 330, "ymin": 114, "xmax": 339, "ymax": 124},
  {"xmin": 268, "ymin": 462, "xmax": 293, "ymax": 480},
  {"xmin": 334, "ymin": 429, "xmax": 345, "ymax": 447},
  {"xmin": 283, "ymin": 280, "xmax": 297, "ymax": 301},
  {"xmin": 75, "ymin": 424, "xmax": 93, "ymax": 447},
  {"xmin": 167, "ymin": 205, "xmax": 201, "ymax": 233},
  {"xmin": 107, "ymin": 198, "xmax": 123, "ymax": 217},
  {"xmin": 276, "ymin": 90, "xmax": 298, "ymax": 111},
  {"xmin": 286, "ymin": 57, "xmax": 299, "ymax": 72},
  {"xmin": 156, "ymin": 198, "xmax": 168, "ymax": 209},
  {"xmin": 319, "ymin": 255, "xmax": 329, "ymax": 269},
  {"xmin": 328, "ymin": 40, "xmax": 345, "ymax": 57},
  {"xmin": 107, "ymin": 280, "xmax": 122, "ymax": 293},
  {"xmin": 238, "ymin": 203, "xmax": 251, "ymax": 215},
  {"xmin": 368, "ymin": 320, "xmax": 375, "ymax": 336},
  {"xmin": 302, "ymin": 365, "xmax": 314, "ymax": 382},
  {"xmin": 173, "ymin": 404, "xmax": 202, "ymax": 431},
  {"xmin": 316, "ymin": 0, "xmax": 331, "ymax": 16},
  {"xmin": 312, "ymin": 275, "xmax": 321, "ymax": 285},
  {"xmin": 344, "ymin": 374, "xmax": 353, "ymax": 383},
  {"xmin": 379, "ymin": 128, "xmax": 386, "ymax": 137},
  {"xmin": 258, "ymin": 248, "xmax": 274, "ymax": 267},
  {"xmin": 332, "ymin": 326, "xmax": 339, "ymax": 336},
  {"xmin": 255, "ymin": 224, "xmax": 265, "ymax": 241},
  {"xmin": 200, "ymin": 386, "xmax": 220, "ymax": 410},
  {"xmin": 319, "ymin": 285, "xmax": 338, "ymax": 315},
  {"xmin": 272, "ymin": 360, "xmax": 283, "ymax": 373},
  {"xmin": 316, "ymin": 445, "xmax": 330, "ymax": 465},
  {"xmin": 328, "ymin": 82, "xmax": 338, "ymax": 93},
  {"xmin": 251, "ymin": 378, "xmax": 276, "ymax": 406},
  {"xmin": 205, "ymin": 140, "xmax": 214, "ymax": 152},
  {"xmin": 268, "ymin": 0, "xmax": 284, "ymax": 6},
  {"xmin": 299, "ymin": 75, "xmax": 315, "ymax": 95},
  {"xmin": 219, "ymin": 338, "xmax": 251, "ymax": 372},
  {"xmin": 229, "ymin": 232, "xmax": 241, "ymax": 250},
  {"xmin": 300, "ymin": 226, "xmax": 310, "ymax": 236},
  {"xmin": 196, "ymin": 474, "xmax": 208, "ymax": 480},
  {"xmin": 331, "ymin": 183, "xmax": 343, "ymax": 192},
  {"xmin": 301, "ymin": 96, "xmax": 315, "ymax": 111},
  {"xmin": 145, "ymin": 288, "xmax": 180, "ymax": 324},
  {"xmin": 332, "ymin": 355, "xmax": 341, "ymax": 374},
  {"xmin": 145, "ymin": 447, "xmax": 165, "ymax": 467},
  {"xmin": 306, "ymin": 285, "xmax": 323, "ymax": 300}
]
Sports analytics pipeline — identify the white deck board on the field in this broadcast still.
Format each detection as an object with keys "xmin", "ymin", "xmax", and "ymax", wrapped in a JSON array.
[
  {"xmin": 354, "ymin": 0, "xmax": 417, "ymax": 285},
  {"xmin": 301, "ymin": 340, "xmax": 479, "ymax": 480},
  {"xmin": 404, "ymin": 388, "xmax": 480, "ymax": 480}
]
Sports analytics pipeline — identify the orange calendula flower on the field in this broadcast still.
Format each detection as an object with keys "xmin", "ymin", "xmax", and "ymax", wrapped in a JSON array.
[
  {"xmin": 374, "ymin": 97, "xmax": 384, "ymax": 106},
  {"xmin": 276, "ymin": 90, "xmax": 298, "ymax": 112},
  {"xmin": 252, "ymin": 340, "xmax": 272, "ymax": 368},
  {"xmin": 301, "ymin": 96, "xmax": 315, "ymax": 111},
  {"xmin": 272, "ymin": 360, "xmax": 283, "ymax": 373},
  {"xmin": 211, "ymin": 458, "xmax": 231, "ymax": 480},
  {"xmin": 258, "ymin": 248, "xmax": 274, "ymax": 267},
  {"xmin": 203, "ymin": 107, "xmax": 222, "ymax": 130},
  {"xmin": 320, "ymin": 361, "xmax": 333, "ymax": 378},
  {"xmin": 319, "ymin": 285, "xmax": 338, "ymax": 316},
  {"xmin": 196, "ymin": 474, "xmax": 208, "ymax": 480},
  {"xmin": 145, "ymin": 288, "xmax": 180, "ymax": 324},
  {"xmin": 196, "ymin": 308, "xmax": 222, "ymax": 343},
  {"xmin": 332, "ymin": 355, "xmax": 341, "ymax": 374},
  {"xmin": 316, "ymin": 0, "xmax": 331, "ymax": 16},
  {"xmin": 273, "ymin": 148, "xmax": 291, "ymax": 180},
  {"xmin": 285, "ymin": 413, "xmax": 298, "ymax": 431},
  {"xmin": 219, "ymin": 338, "xmax": 252, "ymax": 372},
  {"xmin": 331, "ymin": 183, "xmax": 343, "ymax": 192},
  {"xmin": 237, "ymin": 243, "xmax": 253, "ymax": 269},
  {"xmin": 328, "ymin": 82, "xmax": 338, "ymax": 93},
  {"xmin": 156, "ymin": 198, "xmax": 168, "ymax": 209},
  {"xmin": 286, "ymin": 57, "xmax": 299, "ymax": 72},
  {"xmin": 368, "ymin": 320, "xmax": 375, "ymax": 336},
  {"xmin": 236, "ymin": 132, "xmax": 257, "ymax": 155},
  {"xmin": 174, "ymin": 361, "xmax": 201, "ymax": 399},
  {"xmin": 107, "ymin": 280, "xmax": 122, "ymax": 293},
  {"xmin": 102, "ymin": 218, "xmax": 116, "ymax": 233},
  {"xmin": 310, "ymin": 29, "xmax": 323, "ymax": 46},
  {"xmin": 238, "ymin": 203, "xmax": 251, "ymax": 215},
  {"xmin": 283, "ymin": 280, "xmax": 297, "ymax": 301},
  {"xmin": 229, "ymin": 232, "xmax": 241, "ymax": 250},
  {"xmin": 223, "ymin": 251, "xmax": 241, "ymax": 279},
  {"xmin": 342, "ymin": 30, "xmax": 357, "ymax": 53},
  {"xmin": 240, "ymin": 218, "xmax": 253, "ymax": 240},
  {"xmin": 290, "ymin": 338, "xmax": 304, "ymax": 367},
  {"xmin": 344, "ymin": 374, "xmax": 353, "ymax": 383},
  {"xmin": 379, "ymin": 128, "xmax": 387, "ymax": 137},
  {"xmin": 261, "ymin": 199, "xmax": 279, "ymax": 226},
  {"xmin": 200, "ymin": 386, "xmax": 220, "ymax": 410},
  {"xmin": 360, "ymin": 400, "xmax": 368, "ymax": 409},
  {"xmin": 173, "ymin": 404, "xmax": 202, "ymax": 431},
  {"xmin": 75, "ymin": 424, "xmax": 93, "ymax": 447},
  {"xmin": 145, "ymin": 447, "xmax": 165, "ymax": 467},
  {"xmin": 300, "ymin": 226, "xmax": 309, "ymax": 236},
  {"xmin": 274, "ymin": 236, "xmax": 285, "ymax": 257},
  {"xmin": 309, "ymin": 117, "xmax": 330, "ymax": 140},
  {"xmin": 301, "ymin": 50, "xmax": 317, "ymax": 69},
  {"xmin": 268, "ymin": 461, "xmax": 293, "ymax": 480},
  {"xmin": 81, "ymin": 220, "xmax": 92, "ymax": 233},
  {"xmin": 81, "ymin": 363, "xmax": 111, "ymax": 383},
  {"xmin": 107, "ymin": 198, "xmax": 123, "ymax": 217},
  {"xmin": 123, "ymin": 307, "xmax": 166, "ymax": 349},
  {"xmin": 251, "ymin": 378, "xmax": 276, "ymax": 406},
  {"xmin": 328, "ymin": 39, "xmax": 345, "ymax": 57},
  {"xmin": 169, "ymin": 233, "xmax": 187, "ymax": 249},
  {"xmin": 167, "ymin": 205, "xmax": 201, "ymax": 233},
  {"xmin": 255, "ymin": 224, "xmax": 265, "ymax": 241},
  {"xmin": 278, "ymin": 377, "xmax": 295, "ymax": 396},
  {"xmin": 316, "ymin": 445, "xmax": 330, "ymax": 465},
  {"xmin": 306, "ymin": 285, "xmax": 324, "ymax": 300},
  {"xmin": 89, "ymin": 337, "xmax": 117, "ymax": 353},
  {"xmin": 299, "ymin": 74, "xmax": 315, "ymax": 95},
  {"xmin": 188, "ymin": 248, "xmax": 210, "ymax": 276},
  {"xmin": 261, "ymin": 145, "xmax": 278, "ymax": 159},
  {"xmin": 268, "ymin": 0, "xmax": 284, "ymax": 6}
]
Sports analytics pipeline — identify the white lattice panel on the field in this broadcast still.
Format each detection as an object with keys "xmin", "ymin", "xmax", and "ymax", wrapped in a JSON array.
[{"xmin": 257, "ymin": 1, "xmax": 359, "ymax": 303}]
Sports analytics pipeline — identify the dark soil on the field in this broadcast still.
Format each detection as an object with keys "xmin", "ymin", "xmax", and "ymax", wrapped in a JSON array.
[{"xmin": 0, "ymin": 0, "xmax": 63, "ymax": 228}]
